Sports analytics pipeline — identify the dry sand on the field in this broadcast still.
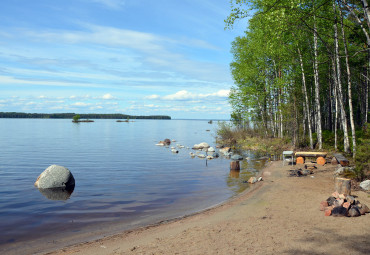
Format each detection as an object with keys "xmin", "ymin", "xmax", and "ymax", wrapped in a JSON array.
[{"xmin": 47, "ymin": 161, "xmax": 369, "ymax": 255}]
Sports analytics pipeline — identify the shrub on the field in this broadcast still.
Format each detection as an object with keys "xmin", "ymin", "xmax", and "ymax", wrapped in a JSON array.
[{"xmin": 354, "ymin": 124, "xmax": 370, "ymax": 181}]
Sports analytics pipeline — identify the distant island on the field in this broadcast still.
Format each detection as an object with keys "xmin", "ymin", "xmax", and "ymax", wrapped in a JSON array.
[{"xmin": 0, "ymin": 112, "xmax": 171, "ymax": 120}]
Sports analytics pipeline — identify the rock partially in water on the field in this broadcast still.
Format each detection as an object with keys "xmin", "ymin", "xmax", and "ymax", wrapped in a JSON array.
[
  {"xmin": 35, "ymin": 165, "xmax": 75, "ymax": 189},
  {"xmin": 208, "ymin": 147, "xmax": 215, "ymax": 152},
  {"xmin": 231, "ymin": 154, "xmax": 243, "ymax": 160},
  {"xmin": 212, "ymin": 152, "xmax": 220, "ymax": 158},
  {"xmin": 248, "ymin": 177, "xmax": 257, "ymax": 184},
  {"xmin": 38, "ymin": 186, "xmax": 74, "ymax": 201},
  {"xmin": 193, "ymin": 142, "xmax": 210, "ymax": 150},
  {"xmin": 219, "ymin": 147, "xmax": 231, "ymax": 155}
]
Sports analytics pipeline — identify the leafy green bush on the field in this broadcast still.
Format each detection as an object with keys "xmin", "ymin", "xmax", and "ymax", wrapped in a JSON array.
[
  {"xmin": 354, "ymin": 124, "xmax": 370, "ymax": 181},
  {"xmin": 72, "ymin": 114, "xmax": 81, "ymax": 122}
]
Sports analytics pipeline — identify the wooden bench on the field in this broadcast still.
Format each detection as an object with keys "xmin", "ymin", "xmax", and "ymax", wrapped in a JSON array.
[
  {"xmin": 295, "ymin": 152, "xmax": 328, "ymax": 166},
  {"xmin": 331, "ymin": 153, "xmax": 349, "ymax": 166}
]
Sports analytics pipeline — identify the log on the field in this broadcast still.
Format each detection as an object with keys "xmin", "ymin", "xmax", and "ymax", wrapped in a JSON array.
[
  {"xmin": 316, "ymin": 156, "xmax": 326, "ymax": 166},
  {"xmin": 230, "ymin": 161, "xmax": 240, "ymax": 171},
  {"xmin": 295, "ymin": 152, "xmax": 327, "ymax": 158},
  {"xmin": 333, "ymin": 153, "xmax": 349, "ymax": 166},
  {"xmin": 296, "ymin": 157, "xmax": 305, "ymax": 164},
  {"xmin": 335, "ymin": 177, "xmax": 351, "ymax": 196}
]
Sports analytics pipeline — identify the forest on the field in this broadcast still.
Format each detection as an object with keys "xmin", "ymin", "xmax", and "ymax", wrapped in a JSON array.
[
  {"xmin": 0, "ymin": 112, "xmax": 171, "ymax": 120},
  {"xmin": 226, "ymin": 0, "xmax": 370, "ymax": 158}
]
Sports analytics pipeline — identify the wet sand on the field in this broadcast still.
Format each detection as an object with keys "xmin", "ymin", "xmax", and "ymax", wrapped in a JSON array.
[{"xmin": 38, "ymin": 161, "xmax": 370, "ymax": 254}]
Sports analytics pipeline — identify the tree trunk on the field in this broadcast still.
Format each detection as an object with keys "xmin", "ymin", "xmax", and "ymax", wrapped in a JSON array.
[
  {"xmin": 298, "ymin": 48, "xmax": 313, "ymax": 149},
  {"xmin": 313, "ymin": 16, "xmax": 323, "ymax": 149},
  {"xmin": 332, "ymin": 61, "xmax": 339, "ymax": 151},
  {"xmin": 334, "ymin": 177, "xmax": 351, "ymax": 196},
  {"xmin": 361, "ymin": 0, "xmax": 370, "ymax": 31},
  {"xmin": 333, "ymin": 1, "xmax": 350, "ymax": 153},
  {"xmin": 340, "ymin": 6, "xmax": 357, "ymax": 157}
]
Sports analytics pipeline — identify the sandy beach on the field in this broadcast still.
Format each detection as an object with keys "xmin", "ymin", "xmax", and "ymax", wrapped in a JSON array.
[{"xmin": 45, "ymin": 161, "xmax": 369, "ymax": 255}]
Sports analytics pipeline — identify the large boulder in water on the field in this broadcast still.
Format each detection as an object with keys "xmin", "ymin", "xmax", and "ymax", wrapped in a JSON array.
[
  {"xmin": 35, "ymin": 165, "xmax": 75, "ymax": 189},
  {"xmin": 38, "ymin": 187, "xmax": 74, "ymax": 201}
]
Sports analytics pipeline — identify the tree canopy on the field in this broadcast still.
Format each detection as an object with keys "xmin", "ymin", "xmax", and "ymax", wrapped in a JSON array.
[{"xmin": 227, "ymin": 0, "xmax": 370, "ymax": 156}]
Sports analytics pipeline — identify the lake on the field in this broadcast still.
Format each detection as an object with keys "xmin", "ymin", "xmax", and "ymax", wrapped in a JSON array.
[{"xmin": 0, "ymin": 119, "xmax": 265, "ymax": 254}]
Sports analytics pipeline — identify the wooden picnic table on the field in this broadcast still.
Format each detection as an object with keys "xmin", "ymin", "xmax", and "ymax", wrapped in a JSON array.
[{"xmin": 295, "ymin": 151, "xmax": 328, "ymax": 165}]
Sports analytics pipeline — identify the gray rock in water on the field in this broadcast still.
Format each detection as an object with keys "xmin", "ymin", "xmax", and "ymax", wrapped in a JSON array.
[
  {"xmin": 231, "ymin": 154, "xmax": 243, "ymax": 160},
  {"xmin": 35, "ymin": 165, "xmax": 75, "ymax": 189},
  {"xmin": 212, "ymin": 152, "xmax": 220, "ymax": 158},
  {"xmin": 348, "ymin": 206, "xmax": 361, "ymax": 217},
  {"xmin": 38, "ymin": 187, "xmax": 74, "ymax": 201},
  {"xmin": 359, "ymin": 180, "xmax": 370, "ymax": 191},
  {"xmin": 331, "ymin": 206, "xmax": 347, "ymax": 217},
  {"xmin": 208, "ymin": 147, "xmax": 215, "ymax": 152},
  {"xmin": 248, "ymin": 177, "xmax": 257, "ymax": 184}
]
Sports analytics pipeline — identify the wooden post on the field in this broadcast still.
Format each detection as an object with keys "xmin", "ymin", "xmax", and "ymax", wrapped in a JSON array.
[
  {"xmin": 317, "ymin": 156, "xmax": 326, "ymax": 166},
  {"xmin": 296, "ymin": 157, "xmax": 305, "ymax": 164},
  {"xmin": 230, "ymin": 161, "xmax": 240, "ymax": 171},
  {"xmin": 335, "ymin": 177, "xmax": 351, "ymax": 196}
]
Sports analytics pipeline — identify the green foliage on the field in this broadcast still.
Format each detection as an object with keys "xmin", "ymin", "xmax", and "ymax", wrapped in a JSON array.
[
  {"xmin": 354, "ymin": 124, "xmax": 370, "ymax": 181},
  {"xmin": 72, "ymin": 114, "xmax": 81, "ymax": 122},
  {"xmin": 226, "ymin": 0, "xmax": 368, "ymax": 152}
]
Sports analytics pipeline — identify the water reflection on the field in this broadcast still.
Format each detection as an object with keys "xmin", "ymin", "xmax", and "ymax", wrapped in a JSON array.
[
  {"xmin": 229, "ymin": 170, "xmax": 240, "ymax": 178},
  {"xmin": 38, "ymin": 186, "xmax": 74, "ymax": 201}
]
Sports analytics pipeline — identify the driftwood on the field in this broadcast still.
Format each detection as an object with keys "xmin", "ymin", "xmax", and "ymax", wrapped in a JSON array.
[
  {"xmin": 332, "ymin": 153, "xmax": 349, "ymax": 166},
  {"xmin": 335, "ymin": 177, "xmax": 351, "ymax": 196}
]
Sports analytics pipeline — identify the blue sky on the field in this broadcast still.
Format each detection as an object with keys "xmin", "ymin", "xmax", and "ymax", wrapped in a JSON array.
[{"xmin": 0, "ymin": 0, "xmax": 246, "ymax": 119}]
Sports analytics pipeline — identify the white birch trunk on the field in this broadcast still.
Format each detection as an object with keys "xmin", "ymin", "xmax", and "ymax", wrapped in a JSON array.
[
  {"xmin": 340, "ymin": 6, "xmax": 357, "ymax": 157},
  {"xmin": 313, "ymin": 17, "xmax": 322, "ymax": 149},
  {"xmin": 298, "ymin": 48, "xmax": 313, "ymax": 149},
  {"xmin": 333, "ymin": 1, "xmax": 350, "ymax": 153},
  {"xmin": 332, "ymin": 60, "xmax": 339, "ymax": 150}
]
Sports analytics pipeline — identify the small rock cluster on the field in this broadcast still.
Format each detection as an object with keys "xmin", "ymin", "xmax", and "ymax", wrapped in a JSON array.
[
  {"xmin": 320, "ymin": 191, "xmax": 369, "ymax": 217},
  {"xmin": 288, "ymin": 169, "xmax": 313, "ymax": 177},
  {"xmin": 247, "ymin": 176, "xmax": 263, "ymax": 184}
]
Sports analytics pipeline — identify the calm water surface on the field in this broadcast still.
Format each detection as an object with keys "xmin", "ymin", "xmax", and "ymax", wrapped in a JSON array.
[{"xmin": 0, "ymin": 119, "xmax": 265, "ymax": 254}]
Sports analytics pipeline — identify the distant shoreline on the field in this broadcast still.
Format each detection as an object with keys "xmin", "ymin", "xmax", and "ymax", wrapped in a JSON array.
[{"xmin": 0, "ymin": 112, "xmax": 171, "ymax": 120}]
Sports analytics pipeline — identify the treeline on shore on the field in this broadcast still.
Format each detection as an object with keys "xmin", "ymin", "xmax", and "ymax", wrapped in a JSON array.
[
  {"xmin": 226, "ymin": 0, "xmax": 369, "ymax": 158},
  {"xmin": 0, "ymin": 112, "xmax": 171, "ymax": 120}
]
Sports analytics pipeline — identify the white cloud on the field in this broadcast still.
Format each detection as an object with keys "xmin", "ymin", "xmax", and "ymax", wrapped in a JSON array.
[
  {"xmin": 144, "ymin": 95, "xmax": 160, "ymax": 100},
  {"xmin": 102, "ymin": 93, "xmax": 115, "ymax": 100},
  {"xmin": 72, "ymin": 102, "xmax": 90, "ymax": 107},
  {"xmin": 146, "ymin": 89, "xmax": 230, "ymax": 101}
]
